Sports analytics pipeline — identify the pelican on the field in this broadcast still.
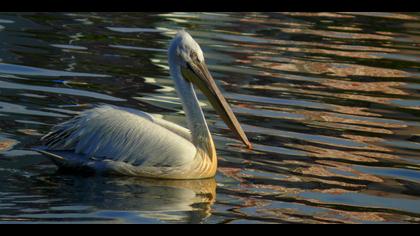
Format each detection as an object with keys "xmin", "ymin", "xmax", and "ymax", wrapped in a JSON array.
[{"xmin": 35, "ymin": 30, "xmax": 252, "ymax": 179}]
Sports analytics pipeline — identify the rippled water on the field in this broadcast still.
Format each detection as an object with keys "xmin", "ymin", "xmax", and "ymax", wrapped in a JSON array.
[{"xmin": 0, "ymin": 12, "xmax": 420, "ymax": 224}]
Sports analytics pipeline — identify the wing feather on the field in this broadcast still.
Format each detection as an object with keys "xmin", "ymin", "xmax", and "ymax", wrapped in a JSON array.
[{"xmin": 42, "ymin": 105, "xmax": 197, "ymax": 167}]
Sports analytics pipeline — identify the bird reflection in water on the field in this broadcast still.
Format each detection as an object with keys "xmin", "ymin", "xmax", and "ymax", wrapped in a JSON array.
[{"xmin": 3, "ymin": 170, "xmax": 217, "ymax": 223}]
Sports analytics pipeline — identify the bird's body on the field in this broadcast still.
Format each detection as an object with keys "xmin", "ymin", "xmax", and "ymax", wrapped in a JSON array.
[
  {"xmin": 38, "ymin": 105, "xmax": 217, "ymax": 179},
  {"xmin": 35, "ymin": 30, "xmax": 250, "ymax": 179}
]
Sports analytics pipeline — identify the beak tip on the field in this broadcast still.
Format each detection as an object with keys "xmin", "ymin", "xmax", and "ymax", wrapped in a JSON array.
[{"xmin": 246, "ymin": 142, "xmax": 253, "ymax": 150}]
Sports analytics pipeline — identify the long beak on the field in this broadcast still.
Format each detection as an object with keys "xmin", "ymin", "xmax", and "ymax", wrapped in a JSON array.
[{"xmin": 181, "ymin": 60, "xmax": 252, "ymax": 149}]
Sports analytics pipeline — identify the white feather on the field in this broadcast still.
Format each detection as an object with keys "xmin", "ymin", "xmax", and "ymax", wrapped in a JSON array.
[{"xmin": 42, "ymin": 105, "xmax": 197, "ymax": 167}]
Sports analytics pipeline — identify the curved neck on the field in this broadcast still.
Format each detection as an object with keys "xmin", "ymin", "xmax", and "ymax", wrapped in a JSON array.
[{"xmin": 169, "ymin": 60, "xmax": 213, "ymax": 154}]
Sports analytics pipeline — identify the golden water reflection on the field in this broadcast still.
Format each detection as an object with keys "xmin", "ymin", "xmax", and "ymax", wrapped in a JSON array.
[{"xmin": 0, "ymin": 12, "xmax": 419, "ymax": 223}]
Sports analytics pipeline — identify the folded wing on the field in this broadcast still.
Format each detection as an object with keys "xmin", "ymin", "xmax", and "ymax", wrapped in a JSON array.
[{"xmin": 41, "ymin": 105, "xmax": 197, "ymax": 167}]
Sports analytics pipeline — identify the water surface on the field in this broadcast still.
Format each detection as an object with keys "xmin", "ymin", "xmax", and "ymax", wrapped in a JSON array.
[{"xmin": 0, "ymin": 12, "xmax": 420, "ymax": 224}]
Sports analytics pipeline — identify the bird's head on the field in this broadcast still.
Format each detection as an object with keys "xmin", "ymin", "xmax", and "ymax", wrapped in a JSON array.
[{"xmin": 168, "ymin": 30, "xmax": 252, "ymax": 149}]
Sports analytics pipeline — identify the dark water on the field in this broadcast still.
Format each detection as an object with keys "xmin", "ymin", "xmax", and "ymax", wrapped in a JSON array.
[{"xmin": 0, "ymin": 12, "xmax": 420, "ymax": 224}]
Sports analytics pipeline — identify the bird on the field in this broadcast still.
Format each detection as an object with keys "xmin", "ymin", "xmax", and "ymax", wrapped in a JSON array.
[{"xmin": 34, "ymin": 30, "xmax": 252, "ymax": 180}]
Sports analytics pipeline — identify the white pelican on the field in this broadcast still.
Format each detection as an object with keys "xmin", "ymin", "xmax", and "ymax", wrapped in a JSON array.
[{"xmin": 35, "ymin": 30, "xmax": 252, "ymax": 179}]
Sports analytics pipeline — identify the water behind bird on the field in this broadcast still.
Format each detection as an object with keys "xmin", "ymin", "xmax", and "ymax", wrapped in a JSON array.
[{"xmin": 0, "ymin": 12, "xmax": 420, "ymax": 223}]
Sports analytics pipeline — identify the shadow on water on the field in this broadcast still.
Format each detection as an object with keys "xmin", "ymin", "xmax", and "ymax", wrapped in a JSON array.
[{"xmin": 0, "ymin": 12, "xmax": 420, "ymax": 223}]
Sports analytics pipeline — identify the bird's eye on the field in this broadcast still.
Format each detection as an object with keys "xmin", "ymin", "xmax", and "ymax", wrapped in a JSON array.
[{"xmin": 190, "ymin": 51, "xmax": 198, "ymax": 61}]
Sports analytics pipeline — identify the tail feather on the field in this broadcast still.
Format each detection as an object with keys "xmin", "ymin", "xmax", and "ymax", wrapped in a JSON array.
[{"xmin": 32, "ymin": 147, "xmax": 66, "ymax": 167}]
